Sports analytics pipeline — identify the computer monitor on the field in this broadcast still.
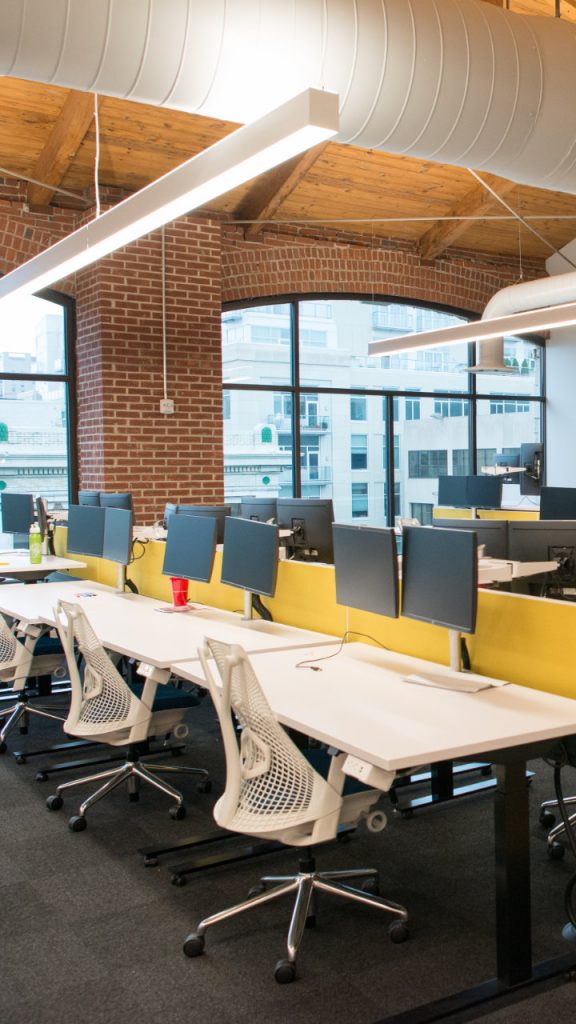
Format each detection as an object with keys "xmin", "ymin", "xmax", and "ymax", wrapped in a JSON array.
[
  {"xmin": 539, "ymin": 487, "xmax": 576, "ymax": 521},
  {"xmin": 100, "ymin": 492, "xmax": 133, "ymax": 512},
  {"xmin": 432, "ymin": 518, "xmax": 509, "ymax": 559},
  {"xmin": 162, "ymin": 513, "xmax": 218, "ymax": 583},
  {"xmin": 221, "ymin": 516, "xmax": 279, "ymax": 598},
  {"xmin": 333, "ymin": 524, "xmax": 399, "ymax": 618},
  {"xmin": 239, "ymin": 497, "xmax": 277, "ymax": 523},
  {"xmin": 437, "ymin": 476, "xmax": 469, "ymax": 509},
  {"xmin": 508, "ymin": 520, "xmax": 576, "ymax": 594},
  {"xmin": 401, "ymin": 526, "xmax": 478, "ymax": 635},
  {"xmin": 102, "ymin": 507, "xmax": 134, "ymax": 565},
  {"xmin": 1, "ymin": 493, "xmax": 35, "ymax": 534},
  {"xmin": 35, "ymin": 497, "xmax": 49, "ymax": 540},
  {"xmin": 163, "ymin": 502, "xmax": 178, "ymax": 529},
  {"xmin": 276, "ymin": 498, "xmax": 334, "ymax": 563},
  {"xmin": 78, "ymin": 491, "xmax": 101, "ymax": 506},
  {"xmin": 177, "ymin": 504, "xmax": 232, "ymax": 544},
  {"xmin": 67, "ymin": 504, "xmax": 106, "ymax": 557},
  {"xmin": 466, "ymin": 475, "xmax": 503, "ymax": 510},
  {"xmin": 520, "ymin": 442, "xmax": 543, "ymax": 496}
]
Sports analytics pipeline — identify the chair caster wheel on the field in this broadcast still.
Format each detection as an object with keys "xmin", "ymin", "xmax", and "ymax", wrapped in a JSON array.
[
  {"xmin": 196, "ymin": 778, "xmax": 212, "ymax": 794},
  {"xmin": 35, "ymin": 771, "xmax": 48, "ymax": 782},
  {"xmin": 169, "ymin": 804, "xmax": 186, "ymax": 821},
  {"xmin": 548, "ymin": 842, "xmax": 565, "ymax": 861},
  {"xmin": 46, "ymin": 794, "xmax": 63, "ymax": 811},
  {"xmin": 14, "ymin": 754, "xmax": 26, "ymax": 765},
  {"xmin": 0, "ymin": 740, "xmax": 6, "ymax": 754},
  {"xmin": 360, "ymin": 877, "xmax": 380, "ymax": 896},
  {"xmin": 540, "ymin": 809, "xmax": 556, "ymax": 828},
  {"xmin": 183, "ymin": 933, "xmax": 205, "ymax": 958},
  {"xmin": 248, "ymin": 883, "xmax": 266, "ymax": 898},
  {"xmin": 144, "ymin": 856, "xmax": 159, "ymax": 868},
  {"xmin": 389, "ymin": 920, "xmax": 409, "ymax": 943},
  {"xmin": 171, "ymin": 874, "xmax": 187, "ymax": 887},
  {"xmin": 274, "ymin": 958, "xmax": 296, "ymax": 984},
  {"xmin": 68, "ymin": 815, "xmax": 87, "ymax": 832}
]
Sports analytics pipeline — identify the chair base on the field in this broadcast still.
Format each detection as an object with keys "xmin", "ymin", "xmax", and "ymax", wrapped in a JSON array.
[
  {"xmin": 183, "ymin": 853, "xmax": 409, "ymax": 982},
  {"xmin": 46, "ymin": 755, "xmax": 210, "ymax": 828},
  {"xmin": 0, "ymin": 699, "xmax": 66, "ymax": 751},
  {"xmin": 540, "ymin": 794, "xmax": 576, "ymax": 850}
]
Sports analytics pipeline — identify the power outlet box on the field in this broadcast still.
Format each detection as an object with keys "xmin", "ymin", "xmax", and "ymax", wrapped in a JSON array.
[{"xmin": 159, "ymin": 398, "xmax": 175, "ymax": 415}]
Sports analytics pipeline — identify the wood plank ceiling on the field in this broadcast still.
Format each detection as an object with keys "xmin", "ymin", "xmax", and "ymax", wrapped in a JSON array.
[{"xmin": 1, "ymin": 0, "xmax": 576, "ymax": 264}]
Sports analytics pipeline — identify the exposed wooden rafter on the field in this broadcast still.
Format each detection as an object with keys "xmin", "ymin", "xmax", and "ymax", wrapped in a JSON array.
[
  {"xmin": 235, "ymin": 142, "xmax": 329, "ymax": 240},
  {"xmin": 26, "ymin": 89, "xmax": 94, "ymax": 207},
  {"xmin": 417, "ymin": 173, "xmax": 518, "ymax": 260}
]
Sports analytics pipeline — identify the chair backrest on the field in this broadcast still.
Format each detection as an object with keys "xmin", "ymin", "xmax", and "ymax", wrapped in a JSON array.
[
  {"xmin": 54, "ymin": 601, "xmax": 149, "ymax": 739},
  {"xmin": 0, "ymin": 615, "xmax": 32, "ymax": 684},
  {"xmin": 199, "ymin": 637, "xmax": 341, "ymax": 843}
]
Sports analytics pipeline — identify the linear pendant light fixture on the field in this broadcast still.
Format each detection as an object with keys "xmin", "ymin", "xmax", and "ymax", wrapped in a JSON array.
[
  {"xmin": 368, "ymin": 300, "xmax": 576, "ymax": 357},
  {"xmin": 0, "ymin": 88, "xmax": 339, "ymax": 309}
]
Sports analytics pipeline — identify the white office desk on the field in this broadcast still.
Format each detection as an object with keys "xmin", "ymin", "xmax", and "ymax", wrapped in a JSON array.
[
  {"xmin": 174, "ymin": 641, "xmax": 576, "ymax": 1015},
  {"xmin": 0, "ymin": 553, "xmax": 86, "ymax": 582},
  {"xmin": 0, "ymin": 581, "xmax": 337, "ymax": 669}
]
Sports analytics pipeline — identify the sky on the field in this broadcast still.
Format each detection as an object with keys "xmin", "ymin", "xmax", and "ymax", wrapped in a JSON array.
[{"xmin": 0, "ymin": 296, "xmax": 60, "ymax": 353}]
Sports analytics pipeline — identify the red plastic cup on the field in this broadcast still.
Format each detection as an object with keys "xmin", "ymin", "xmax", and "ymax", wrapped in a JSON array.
[{"xmin": 170, "ymin": 577, "xmax": 189, "ymax": 608}]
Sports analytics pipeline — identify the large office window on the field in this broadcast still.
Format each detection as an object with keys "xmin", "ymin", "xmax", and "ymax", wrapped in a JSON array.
[
  {"xmin": 0, "ymin": 291, "xmax": 75, "ymax": 510},
  {"xmin": 221, "ymin": 298, "xmax": 544, "ymax": 524}
]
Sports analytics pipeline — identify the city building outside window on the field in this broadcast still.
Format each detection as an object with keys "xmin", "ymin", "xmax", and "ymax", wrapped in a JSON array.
[
  {"xmin": 0, "ymin": 291, "xmax": 75, "ymax": 524},
  {"xmin": 222, "ymin": 299, "xmax": 544, "ymax": 525}
]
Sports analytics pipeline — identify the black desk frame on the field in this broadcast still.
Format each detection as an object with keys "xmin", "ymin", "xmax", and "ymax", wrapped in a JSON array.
[{"xmin": 381, "ymin": 740, "xmax": 576, "ymax": 1024}]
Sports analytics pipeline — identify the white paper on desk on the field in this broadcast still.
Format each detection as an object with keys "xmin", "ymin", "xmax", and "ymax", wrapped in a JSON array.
[{"xmin": 403, "ymin": 672, "xmax": 509, "ymax": 694}]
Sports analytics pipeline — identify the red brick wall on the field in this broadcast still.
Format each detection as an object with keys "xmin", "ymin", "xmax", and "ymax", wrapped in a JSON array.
[
  {"xmin": 221, "ymin": 225, "xmax": 544, "ymax": 313},
  {"xmin": 0, "ymin": 185, "xmax": 546, "ymax": 522}
]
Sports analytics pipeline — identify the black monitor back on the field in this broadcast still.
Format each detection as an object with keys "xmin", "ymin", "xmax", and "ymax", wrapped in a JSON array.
[
  {"xmin": 401, "ymin": 526, "xmax": 478, "ymax": 634},
  {"xmin": 333, "ymin": 524, "xmax": 399, "ymax": 618},
  {"xmin": 437, "ymin": 476, "xmax": 468, "ymax": 508},
  {"xmin": 276, "ymin": 498, "xmax": 334, "ymax": 563},
  {"xmin": 177, "ymin": 504, "xmax": 232, "ymax": 543},
  {"xmin": 539, "ymin": 486, "xmax": 576, "ymax": 521},
  {"xmin": 466, "ymin": 475, "xmax": 502, "ymax": 509},
  {"xmin": 433, "ymin": 517, "xmax": 509, "ymax": 559},
  {"xmin": 162, "ymin": 514, "xmax": 218, "ymax": 582},
  {"xmin": 520, "ymin": 443, "xmax": 543, "ymax": 496},
  {"xmin": 67, "ymin": 504, "xmax": 106, "ymax": 557},
  {"xmin": 1, "ymin": 493, "xmax": 35, "ymax": 534},
  {"xmin": 102, "ymin": 508, "xmax": 134, "ymax": 565},
  {"xmin": 78, "ymin": 491, "xmax": 101, "ymax": 507},
  {"xmin": 221, "ymin": 517, "xmax": 279, "ymax": 597},
  {"xmin": 100, "ymin": 492, "xmax": 133, "ymax": 512},
  {"xmin": 240, "ymin": 497, "xmax": 278, "ymax": 523}
]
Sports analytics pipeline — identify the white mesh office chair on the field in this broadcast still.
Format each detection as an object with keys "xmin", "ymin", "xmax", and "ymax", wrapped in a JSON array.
[
  {"xmin": 0, "ymin": 615, "xmax": 66, "ymax": 753},
  {"xmin": 46, "ymin": 600, "xmax": 210, "ymax": 831},
  {"xmin": 183, "ymin": 637, "xmax": 408, "ymax": 984}
]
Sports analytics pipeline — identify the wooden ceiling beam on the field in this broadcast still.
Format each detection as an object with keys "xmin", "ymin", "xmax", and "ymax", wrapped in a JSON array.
[
  {"xmin": 27, "ymin": 90, "xmax": 94, "ymax": 206},
  {"xmin": 235, "ymin": 142, "xmax": 329, "ymax": 240},
  {"xmin": 417, "ymin": 173, "xmax": 518, "ymax": 260}
]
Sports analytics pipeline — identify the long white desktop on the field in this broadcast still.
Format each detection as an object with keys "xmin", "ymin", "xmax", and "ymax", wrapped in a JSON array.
[{"xmin": 174, "ymin": 641, "xmax": 576, "ymax": 1019}]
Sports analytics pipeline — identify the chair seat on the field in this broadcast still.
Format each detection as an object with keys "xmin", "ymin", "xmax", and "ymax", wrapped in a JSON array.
[
  {"xmin": 128, "ymin": 680, "xmax": 199, "ymax": 712},
  {"xmin": 32, "ymin": 635, "xmax": 63, "ymax": 657}
]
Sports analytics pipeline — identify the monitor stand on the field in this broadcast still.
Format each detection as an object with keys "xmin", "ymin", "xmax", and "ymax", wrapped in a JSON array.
[
  {"xmin": 116, "ymin": 564, "xmax": 138, "ymax": 594},
  {"xmin": 241, "ymin": 590, "xmax": 274, "ymax": 622},
  {"xmin": 448, "ymin": 628, "xmax": 462, "ymax": 672}
]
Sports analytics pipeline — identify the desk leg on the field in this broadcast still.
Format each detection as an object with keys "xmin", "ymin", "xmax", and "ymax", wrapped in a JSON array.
[{"xmin": 494, "ymin": 759, "xmax": 532, "ymax": 985}]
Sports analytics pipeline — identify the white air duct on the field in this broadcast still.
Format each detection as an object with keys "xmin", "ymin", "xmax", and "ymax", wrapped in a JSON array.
[{"xmin": 3, "ymin": 0, "xmax": 576, "ymax": 194}]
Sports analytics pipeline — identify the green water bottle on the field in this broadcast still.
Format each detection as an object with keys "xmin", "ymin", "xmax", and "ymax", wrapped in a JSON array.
[{"xmin": 29, "ymin": 522, "xmax": 43, "ymax": 564}]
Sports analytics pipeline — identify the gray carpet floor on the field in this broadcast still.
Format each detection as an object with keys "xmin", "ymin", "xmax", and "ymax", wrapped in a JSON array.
[{"xmin": 1, "ymin": 691, "xmax": 576, "ymax": 1024}]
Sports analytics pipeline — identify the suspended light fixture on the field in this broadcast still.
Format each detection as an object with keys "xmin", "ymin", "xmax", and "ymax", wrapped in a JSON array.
[
  {"xmin": 368, "ymin": 300, "xmax": 576, "ymax": 358},
  {"xmin": 0, "ymin": 88, "xmax": 338, "ymax": 310}
]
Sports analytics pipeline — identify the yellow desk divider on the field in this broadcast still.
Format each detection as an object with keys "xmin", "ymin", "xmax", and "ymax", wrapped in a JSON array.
[{"xmin": 54, "ymin": 525, "xmax": 576, "ymax": 702}]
